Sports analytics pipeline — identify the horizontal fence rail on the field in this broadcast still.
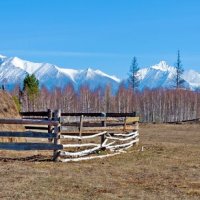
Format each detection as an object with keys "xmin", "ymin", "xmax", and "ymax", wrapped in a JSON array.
[
  {"xmin": 0, "ymin": 118, "xmax": 59, "ymax": 126},
  {"xmin": 20, "ymin": 111, "xmax": 49, "ymax": 117},
  {"xmin": 0, "ymin": 143, "xmax": 63, "ymax": 151},
  {"xmin": 0, "ymin": 131, "xmax": 56, "ymax": 138},
  {"xmin": 61, "ymin": 112, "xmax": 136, "ymax": 117}
]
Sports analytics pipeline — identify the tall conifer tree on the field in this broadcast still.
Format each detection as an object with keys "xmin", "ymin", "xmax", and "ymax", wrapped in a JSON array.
[
  {"xmin": 174, "ymin": 50, "xmax": 185, "ymax": 89},
  {"xmin": 129, "ymin": 56, "xmax": 140, "ymax": 91}
]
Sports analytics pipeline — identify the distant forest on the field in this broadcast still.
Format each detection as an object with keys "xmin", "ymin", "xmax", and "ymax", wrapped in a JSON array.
[{"xmin": 10, "ymin": 83, "xmax": 200, "ymax": 123}]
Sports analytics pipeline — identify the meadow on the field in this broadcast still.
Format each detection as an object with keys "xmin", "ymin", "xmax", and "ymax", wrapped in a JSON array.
[{"xmin": 0, "ymin": 123, "xmax": 199, "ymax": 200}]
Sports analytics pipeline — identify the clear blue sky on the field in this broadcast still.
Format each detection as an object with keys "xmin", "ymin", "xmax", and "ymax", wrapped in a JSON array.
[{"xmin": 0, "ymin": 0, "xmax": 200, "ymax": 78}]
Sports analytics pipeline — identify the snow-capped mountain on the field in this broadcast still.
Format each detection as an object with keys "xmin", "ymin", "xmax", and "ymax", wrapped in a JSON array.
[
  {"xmin": 0, "ymin": 54, "xmax": 200, "ymax": 91},
  {"xmin": 183, "ymin": 70, "xmax": 200, "ymax": 89},
  {"xmin": 137, "ymin": 61, "xmax": 199, "ymax": 90},
  {"xmin": 0, "ymin": 55, "xmax": 120, "ymax": 91}
]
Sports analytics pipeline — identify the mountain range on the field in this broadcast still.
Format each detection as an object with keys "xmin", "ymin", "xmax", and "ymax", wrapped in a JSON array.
[
  {"xmin": 0, "ymin": 55, "xmax": 120, "ymax": 91},
  {"xmin": 0, "ymin": 54, "xmax": 200, "ymax": 91}
]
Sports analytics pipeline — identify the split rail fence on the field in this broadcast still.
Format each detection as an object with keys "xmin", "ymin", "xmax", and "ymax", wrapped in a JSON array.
[{"xmin": 0, "ymin": 110, "xmax": 139, "ymax": 162}]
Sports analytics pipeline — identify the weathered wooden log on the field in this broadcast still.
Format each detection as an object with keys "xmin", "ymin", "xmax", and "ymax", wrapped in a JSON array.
[
  {"xmin": 61, "ymin": 112, "xmax": 136, "ymax": 117},
  {"xmin": 60, "ymin": 131, "xmax": 107, "ymax": 140},
  {"xmin": 24, "ymin": 126, "xmax": 49, "ymax": 131},
  {"xmin": 62, "ymin": 118, "xmax": 120, "ymax": 123},
  {"xmin": 61, "ymin": 122, "xmax": 139, "ymax": 136},
  {"xmin": 0, "ymin": 142, "xmax": 63, "ymax": 151},
  {"xmin": 60, "ymin": 140, "xmax": 114, "ymax": 157},
  {"xmin": 105, "ymin": 133, "xmax": 139, "ymax": 141},
  {"xmin": 80, "ymin": 125, "xmax": 138, "ymax": 131},
  {"xmin": 60, "ymin": 152, "xmax": 122, "ymax": 162},
  {"xmin": 101, "ymin": 138, "xmax": 108, "ymax": 146},
  {"xmin": 125, "ymin": 117, "xmax": 140, "ymax": 123},
  {"xmin": 61, "ymin": 113, "xmax": 104, "ymax": 117},
  {"xmin": 62, "ymin": 143, "xmax": 99, "ymax": 148},
  {"xmin": 62, "ymin": 122, "xmax": 137, "ymax": 128},
  {"xmin": 0, "ymin": 131, "xmax": 56, "ymax": 138},
  {"xmin": 60, "ymin": 145, "xmax": 102, "ymax": 157},
  {"xmin": 113, "ymin": 131, "xmax": 138, "ymax": 137},
  {"xmin": 109, "ymin": 144, "xmax": 133, "ymax": 152},
  {"xmin": 53, "ymin": 109, "xmax": 61, "ymax": 161},
  {"xmin": 61, "ymin": 129, "xmax": 136, "ymax": 134},
  {"xmin": 0, "ymin": 118, "xmax": 59, "ymax": 126},
  {"xmin": 61, "ymin": 117, "xmax": 129, "ymax": 124},
  {"xmin": 20, "ymin": 111, "xmax": 49, "ymax": 116},
  {"xmin": 107, "ymin": 138, "xmax": 139, "ymax": 150},
  {"xmin": 48, "ymin": 109, "xmax": 53, "ymax": 142},
  {"xmin": 62, "ymin": 129, "xmax": 133, "ymax": 136},
  {"xmin": 22, "ymin": 117, "xmax": 49, "ymax": 120}
]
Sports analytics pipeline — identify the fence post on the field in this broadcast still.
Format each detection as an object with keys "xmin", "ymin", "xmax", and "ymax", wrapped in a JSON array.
[
  {"xmin": 123, "ymin": 116, "xmax": 127, "ymax": 131},
  {"xmin": 79, "ymin": 115, "xmax": 84, "ymax": 138},
  {"xmin": 134, "ymin": 112, "xmax": 139, "ymax": 146},
  {"xmin": 77, "ymin": 115, "xmax": 84, "ymax": 148},
  {"xmin": 53, "ymin": 109, "xmax": 61, "ymax": 161},
  {"xmin": 101, "ymin": 112, "xmax": 106, "ymax": 147},
  {"xmin": 47, "ymin": 109, "xmax": 53, "ymax": 142}
]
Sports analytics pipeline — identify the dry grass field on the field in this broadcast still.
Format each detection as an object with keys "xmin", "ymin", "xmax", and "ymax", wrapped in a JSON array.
[
  {"xmin": 0, "ymin": 123, "xmax": 199, "ymax": 200},
  {"xmin": 0, "ymin": 91, "xmax": 25, "ymax": 143}
]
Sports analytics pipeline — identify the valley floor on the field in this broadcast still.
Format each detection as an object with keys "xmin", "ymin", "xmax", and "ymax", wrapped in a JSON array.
[{"xmin": 0, "ymin": 124, "xmax": 199, "ymax": 200}]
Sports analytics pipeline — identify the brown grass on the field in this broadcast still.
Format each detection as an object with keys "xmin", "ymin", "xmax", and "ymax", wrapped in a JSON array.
[
  {"xmin": 0, "ymin": 91, "xmax": 24, "ymax": 142},
  {"xmin": 0, "ymin": 123, "xmax": 199, "ymax": 200}
]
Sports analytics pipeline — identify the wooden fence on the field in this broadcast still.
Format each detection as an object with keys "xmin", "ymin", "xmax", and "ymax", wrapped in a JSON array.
[
  {"xmin": 0, "ymin": 110, "xmax": 139, "ymax": 162},
  {"xmin": 0, "ymin": 110, "xmax": 62, "ymax": 161},
  {"xmin": 60, "ymin": 112, "xmax": 139, "ymax": 162}
]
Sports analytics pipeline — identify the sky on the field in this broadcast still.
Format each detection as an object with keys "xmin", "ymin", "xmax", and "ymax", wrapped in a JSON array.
[{"xmin": 0, "ymin": 0, "xmax": 200, "ymax": 78}]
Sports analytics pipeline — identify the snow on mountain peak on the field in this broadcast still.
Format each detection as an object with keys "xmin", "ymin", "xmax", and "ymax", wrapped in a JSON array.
[
  {"xmin": 0, "ymin": 54, "xmax": 6, "ymax": 59},
  {"xmin": 86, "ymin": 67, "xmax": 93, "ymax": 72},
  {"xmin": 56, "ymin": 66, "xmax": 78, "ymax": 82},
  {"xmin": 0, "ymin": 55, "xmax": 7, "ymax": 64},
  {"xmin": 95, "ymin": 69, "xmax": 120, "ymax": 82},
  {"xmin": 78, "ymin": 67, "xmax": 120, "ymax": 82},
  {"xmin": 10, "ymin": 57, "xmax": 27, "ymax": 69},
  {"xmin": 183, "ymin": 70, "xmax": 200, "ymax": 88},
  {"xmin": 151, "ymin": 61, "xmax": 173, "ymax": 71},
  {"xmin": 84, "ymin": 67, "xmax": 95, "ymax": 78},
  {"xmin": 6, "ymin": 56, "xmax": 42, "ymax": 74}
]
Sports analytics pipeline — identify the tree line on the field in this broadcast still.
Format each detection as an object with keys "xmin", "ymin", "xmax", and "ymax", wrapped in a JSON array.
[{"xmin": 11, "ymin": 82, "xmax": 200, "ymax": 123}]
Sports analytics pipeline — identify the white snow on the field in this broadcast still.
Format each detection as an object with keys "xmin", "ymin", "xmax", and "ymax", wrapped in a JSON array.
[
  {"xmin": 0, "ymin": 54, "xmax": 6, "ymax": 59},
  {"xmin": 95, "ymin": 69, "xmax": 121, "ymax": 82},
  {"xmin": 151, "ymin": 61, "xmax": 174, "ymax": 71},
  {"xmin": 5, "ymin": 57, "xmax": 42, "ymax": 74},
  {"xmin": 138, "ymin": 68, "xmax": 148, "ymax": 80},
  {"xmin": 183, "ymin": 70, "xmax": 200, "ymax": 88},
  {"xmin": 56, "ymin": 67, "xmax": 79, "ymax": 82}
]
